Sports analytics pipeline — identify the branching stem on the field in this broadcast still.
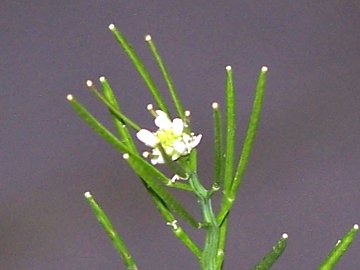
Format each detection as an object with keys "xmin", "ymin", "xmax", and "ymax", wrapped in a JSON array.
[{"xmin": 189, "ymin": 174, "xmax": 219, "ymax": 270}]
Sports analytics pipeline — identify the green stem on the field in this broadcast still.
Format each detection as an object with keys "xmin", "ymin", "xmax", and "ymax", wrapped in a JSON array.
[
  {"xmin": 189, "ymin": 174, "xmax": 219, "ymax": 270},
  {"xmin": 216, "ymin": 217, "xmax": 228, "ymax": 269},
  {"xmin": 148, "ymin": 187, "xmax": 202, "ymax": 258}
]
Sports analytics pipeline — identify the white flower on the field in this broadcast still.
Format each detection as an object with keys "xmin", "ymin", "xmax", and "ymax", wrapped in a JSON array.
[{"xmin": 136, "ymin": 109, "xmax": 202, "ymax": 165}]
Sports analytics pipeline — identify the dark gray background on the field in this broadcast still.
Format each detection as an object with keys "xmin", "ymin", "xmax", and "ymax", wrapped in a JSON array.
[{"xmin": 1, "ymin": 1, "xmax": 359, "ymax": 269}]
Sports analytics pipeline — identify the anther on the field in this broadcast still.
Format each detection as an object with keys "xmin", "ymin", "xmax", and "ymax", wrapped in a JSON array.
[{"xmin": 146, "ymin": 104, "xmax": 157, "ymax": 117}]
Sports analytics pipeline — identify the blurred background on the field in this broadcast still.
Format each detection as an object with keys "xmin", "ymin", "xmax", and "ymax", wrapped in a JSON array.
[{"xmin": 1, "ymin": 1, "xmax": 359, "ymax": 269}]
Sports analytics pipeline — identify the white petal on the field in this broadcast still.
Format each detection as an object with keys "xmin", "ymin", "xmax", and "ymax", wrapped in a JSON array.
[
  {"xmin": 154, "ymin": 113, "xmax": 172, "ymax": 130},
  {"xmin": 173, "ymin": 140, "xmax": 187, "ymax": 154},
  {"xmin": 155, "ymin": 110, "xmax": 167, "ymax": 117},
  {"xmin": 136, "ymin": 129, "xmax": 159, "ymax": 147},
  {"xmin": 172, "ymin": 118, "xmax": 184, "ymax": 135},
  {"xmin": 150, "ymin": 149, "xmax": 165, "ymax": 164},
  {"xmin": 150, "ymin": 158, "xmax": 159, "ymax": 165},
  {"xmin": 182, "ymin": 133, "xmax": 191, "ymax": 144},
  {"xmin": 152, "ymin": 155, "xmax": 165, "ymax": 165},
  {"xmin": 190, "ymin": 134, "xmax": 202, "ymax": 148}
]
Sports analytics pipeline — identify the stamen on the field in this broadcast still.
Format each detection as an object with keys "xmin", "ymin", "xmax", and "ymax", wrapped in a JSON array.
[
  {"xmin": 282, "ymin": 233, "xmax": 288, "ymax": 239},
  {"xmin": 84, "ymin": 191, "xmax": 92, "ymax": 198},
  {"xmin": 147, "ymin": 104, "xmax": 157, "ymax": 117},
  {"xmin": 66, "ymin": 94, "xmax": 73, "ymax": 101},
  {"xmin": 99, "ymin": 76, "xmax": 106, "ymax": 82},
  {"xmin": 182, "ymin": 110, "xmax": 191, "ymax": 128},
  {"xmin": 261, "ymin": 66, "xmax": 268, "ymax": 72},
  {"xmin": 108, "ymin": 24, "xmax": 115, "ymax": 30},
  {"xmin": 122, "ymin": 153, "xmax": 130, "ymax": 159},
  {"xmin": 225, "ymin": 65, "xmax": 232, "ymax": 71}
]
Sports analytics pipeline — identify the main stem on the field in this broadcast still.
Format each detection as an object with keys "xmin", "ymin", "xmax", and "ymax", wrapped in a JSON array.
[{"xmin": 189, "ymin": 174, "xmax": 220, "ymax": 270}]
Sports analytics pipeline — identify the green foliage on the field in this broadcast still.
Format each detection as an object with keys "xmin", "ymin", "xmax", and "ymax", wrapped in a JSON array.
[
  {"xmin": 84, "ymin": 192, "xmax": 138, "ymax": 270},
  {"xmin": 69, "ymin": 24, "xmax": 358, "ymax": 270},
  {"xmin": 251, "ymin": 234, "xmax": 288, "ymax": 270},
  {"xmin": 317, "ymin": 224, "xmax": 359, "ymax": 270}
]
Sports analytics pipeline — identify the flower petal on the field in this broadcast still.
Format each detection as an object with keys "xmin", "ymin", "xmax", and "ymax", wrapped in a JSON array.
[
  {"xmin": 172, "ymin": 118, "xmax": 184, "ymax": 135},
  {"xmin": 154, "ymin": 111, "xmax": 172, "ymax": 130},
  {"xmin": 150, "ymin": 148, "xmax": 165, "ymax": 164},
  {"xmin": 136, "ymin": 129, "xmax": 159, "ymax": 147},
  {"xmin": 173, "ymin": 140, "xmax": 187, "ymax": 154},
  {"xmin": 182, "ymin": 133, "xmax": 191, "ymax": 144},
  {"xmin": 190, "ymin": 134, "xmax": 202, "ymax": 148}
]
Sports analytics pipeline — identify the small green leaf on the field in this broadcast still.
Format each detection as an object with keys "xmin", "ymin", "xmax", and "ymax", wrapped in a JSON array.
[
  {"xmin": 217, "ymin": 66, "xmax": 267, "ymax": 225},
  {"xmin": 212, "ymin": 102, "xmax": 224, "ymax": 189},
  {"xmin": 86, "ymin": 80, "xmax": 141, "ymax": 131},
  {"xmin": 145, "ymin": 34, "xmax": 185, "ymax": 119},
  {"xmin": 108, "ymin": 24, "xmax": 169, "ymax": 115},
  {"xmin": 84, "ymin": 192, "xmax": 138, "ymax": 270},
  {"xmin": 223, "ymin": 65, "xmax": 235, "ymax": 194},
  {"xmin": 231, "ymin": 66, "xmax": 268, "ymax": 196},
  {"xmin": 251, "ymin": 233, "xmax": 288, "ymax": 270},
  {"xmin": 317, "ymin": 224, "xmax": 359, "ymax": 270},
  {"xmin": 99, "ymin": 76, "xmax": 138, "ymax": 152},
  {"xmin": 67, "ymin": 94, "xmax": 131, "ymax": 154},
  {"xmin": 215, "ymin": 67, "xmax": 236, "ymax": 268}
]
